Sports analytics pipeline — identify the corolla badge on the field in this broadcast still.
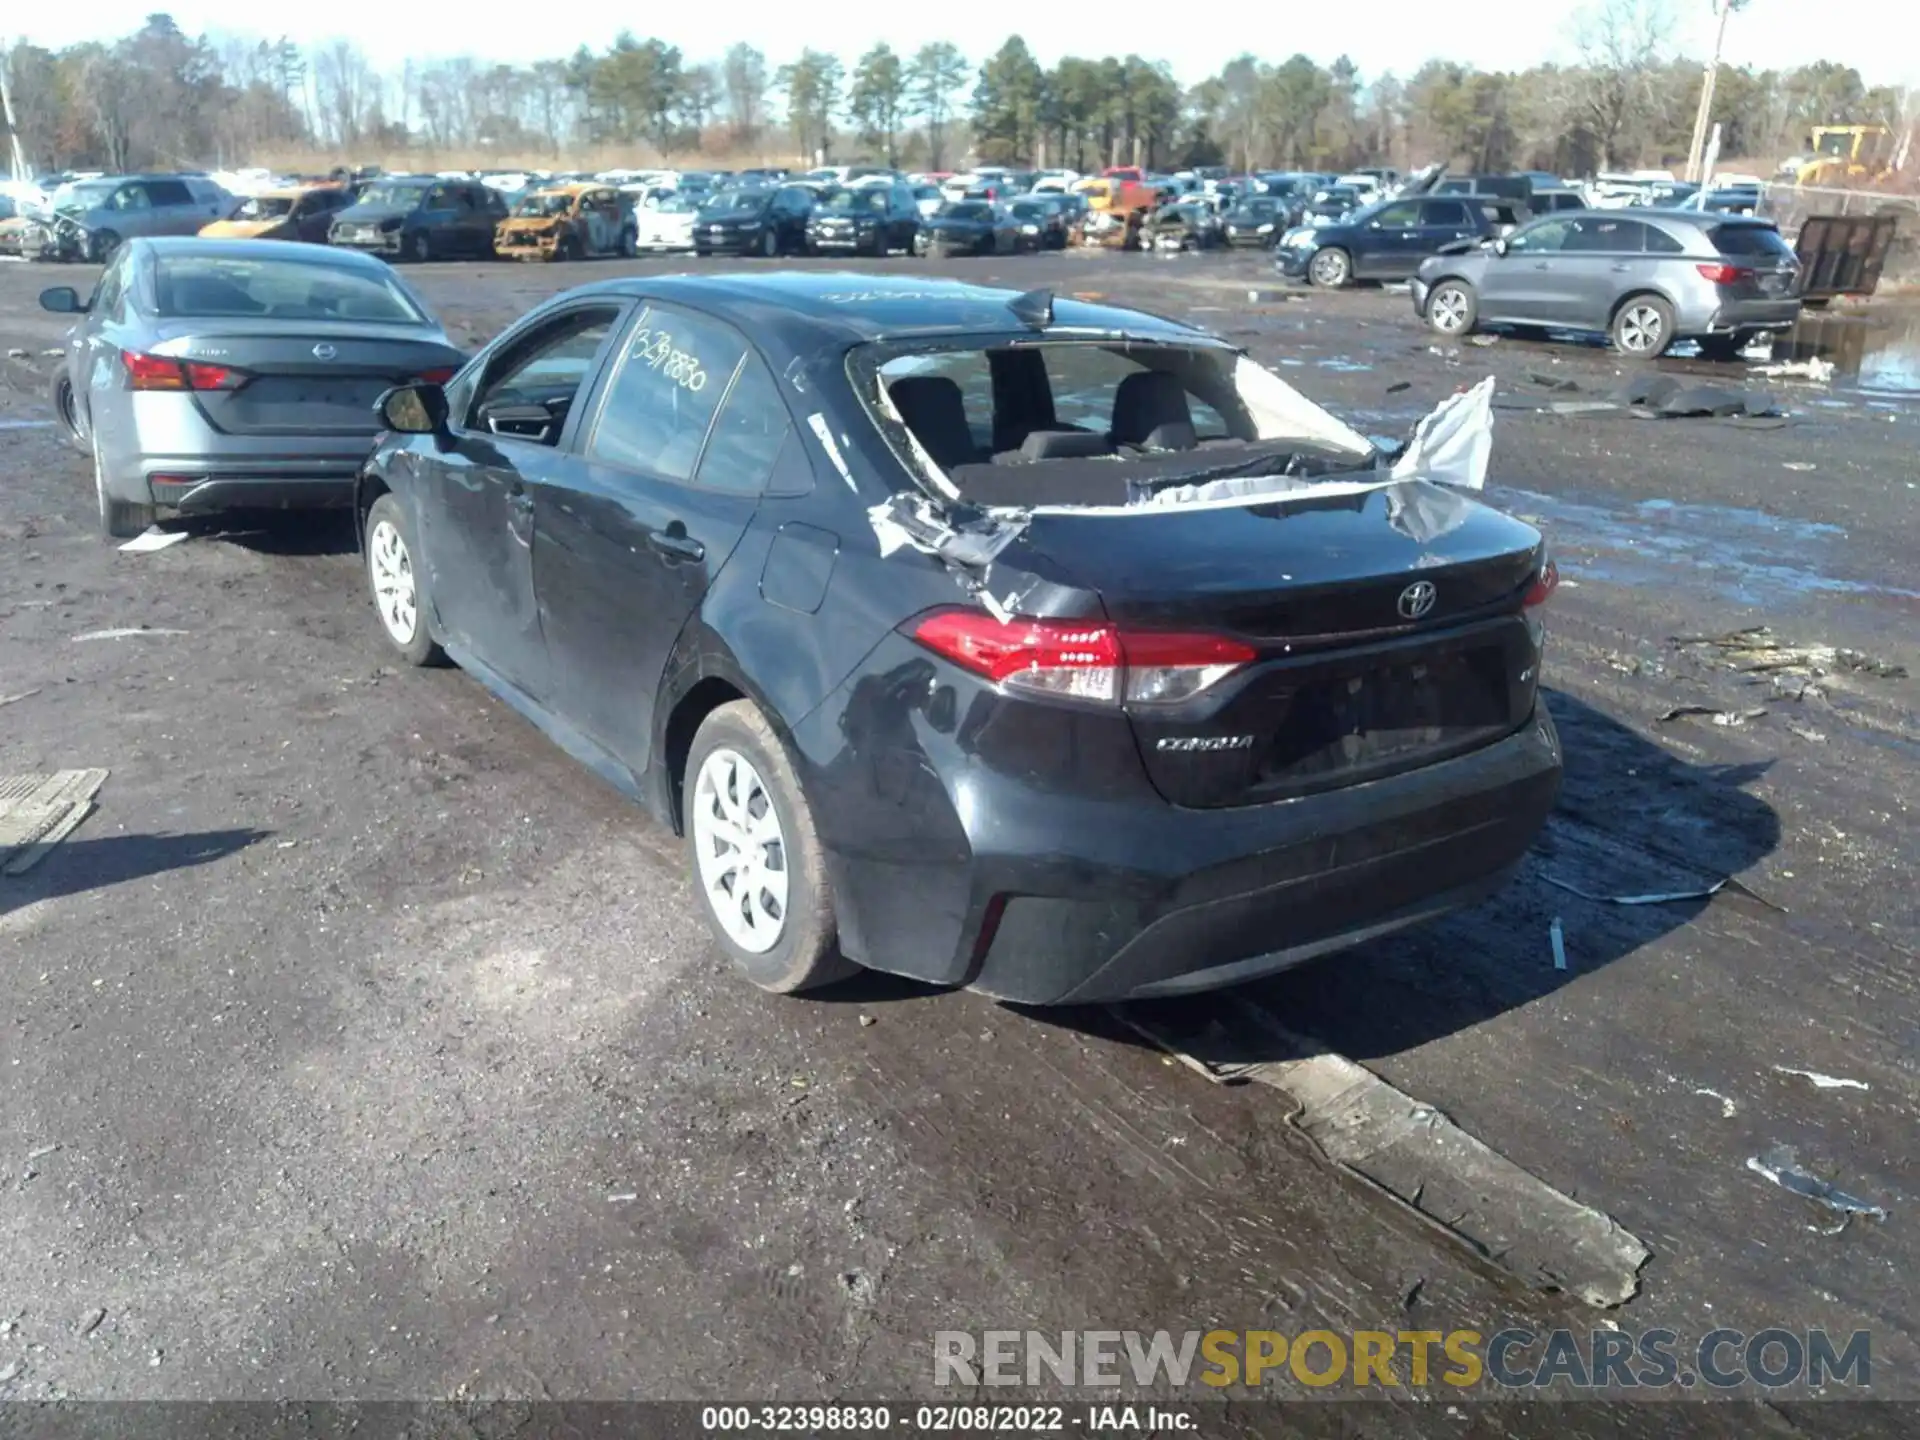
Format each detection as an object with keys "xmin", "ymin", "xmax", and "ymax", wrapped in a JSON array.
[
  {"xmin": 1397, "ymin": 580, "xmax": 1437, "ymax": 620},
  {"xmin": 312, "ymin": 343, "xmax": 338, "ymax": 361}
]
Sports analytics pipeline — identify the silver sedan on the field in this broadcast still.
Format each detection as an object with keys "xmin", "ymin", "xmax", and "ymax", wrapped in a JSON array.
[{"xmin": 43, "ymin": 236, "xmax": 466, "ymax": 539}]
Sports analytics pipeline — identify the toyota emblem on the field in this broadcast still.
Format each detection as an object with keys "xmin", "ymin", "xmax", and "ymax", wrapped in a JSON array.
[
  {"xmin": 312, "ymin": 343, "xmax": 338, "ymax": 361},
  {"xmin": 1397, "ymin": 580, "xmax": 1437, "ymax": 620}
]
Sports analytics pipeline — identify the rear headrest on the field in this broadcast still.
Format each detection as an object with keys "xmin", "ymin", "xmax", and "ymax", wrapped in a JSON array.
[
  {"xmin": 887, "ymin": 375, "xmax": 977, "ymax": 470},
  {"xmin": 1016, "ymin": 428, "xmax": 1114, "ymax": 461},
  {"xmin": 1112, "ymin": 370, "xmax": 1195, "ymax": 449}
]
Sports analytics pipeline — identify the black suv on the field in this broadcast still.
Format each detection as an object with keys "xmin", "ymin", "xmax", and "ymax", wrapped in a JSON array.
[
  {"xmin": 1276, "ymin": 195, "xmax": 1494, "ymax": 288},
  {"xmin": 695, "ymin": 186, "xmax": 815, "ymax": 258},
  {"xmin": 804, "ymin": 183, "xmax": 921, "ymax": 256}
]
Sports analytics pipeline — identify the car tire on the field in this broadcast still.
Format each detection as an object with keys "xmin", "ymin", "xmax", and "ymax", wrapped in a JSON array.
[
  {"xmin": 1611, "ymin": 294, "xmax": 1675, "ymax": 359},
  {"xmin": 1308, "ymin": 247, "xmax": 1351, "ymax": 288},
  {"xmin": 88, "ymin": 229, "xmax": 123, "ymax": 265},
  {"xmin": 684, "ymin": 700, "xmax": 853, "ymax": 995},
  {"xmin": 363, "ymin": 493, "xmax": 446, "ymax": 668},
  {"xmin": 92, "ymin": 439, "xmax": 155, "ymax": 541},
  {"xmin": 49, "ymin": 364, "xmax": 88, "ymax": 455},
  {"xmin": 1426, "ymin": 279, "xmax": 1478, "ymax": 337},
  {"xmin": 406, "ymin": 230, "xmax": 432, "ymax": 263},
  {"xmin": 759, "ymin": 229, "xmax": 779, "ymax": 258}
]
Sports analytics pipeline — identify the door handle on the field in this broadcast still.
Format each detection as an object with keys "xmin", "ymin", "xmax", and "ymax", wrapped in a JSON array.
[
  {"xmin": 648, "ymin": 529, "xmax": 705, "ymax": 563},
  {"xmin": 507, "ymin": 489, "xmax": 533, "ymax": 514},
  {"xmin": 1610, "ymin": 263, "xmax": 1631, "ymax": 272}
]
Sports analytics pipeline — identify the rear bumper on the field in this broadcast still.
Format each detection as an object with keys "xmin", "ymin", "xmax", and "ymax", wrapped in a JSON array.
[
  {"xmin": 150, "ymin": 472, "xmax": 358, "ymax": 512},
  {"xmin": 803, "ymin": 670, "xmax": 1562, "ymax": 1005},
  {"xmin": 1703, "ymin": 298, "xmax": 1801, "ymax": 334}
]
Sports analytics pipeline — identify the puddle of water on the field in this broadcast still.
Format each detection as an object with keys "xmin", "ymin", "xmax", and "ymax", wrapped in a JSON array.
[
  {"xmin": 1766, "ymin": 310, "xmax": 1920, "ymax": 397},
  {"xmin": 1315, "ymin": 357, "xmax": 1373, "ymax": 373},
  {"xmin": 1495, "ymin": 485, "xmax": 1920, "ymax": 606},
  {"xmin": 0, "ymin": 419, "xmax": 54, "ymax": 430}
]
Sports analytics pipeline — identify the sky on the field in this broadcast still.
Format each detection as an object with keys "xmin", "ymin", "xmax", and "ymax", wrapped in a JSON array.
[{"xmin": 9, "ymin": 1, "xmax": 1919, "ymax": 90}]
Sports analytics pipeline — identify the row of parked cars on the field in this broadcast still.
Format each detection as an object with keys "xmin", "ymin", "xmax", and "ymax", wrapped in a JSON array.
[{"xmin": 37, "ymin": 236, "xmax": 1563, "ymax": 1010}]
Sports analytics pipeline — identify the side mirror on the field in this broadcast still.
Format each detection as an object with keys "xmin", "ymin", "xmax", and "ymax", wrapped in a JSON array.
[
  {"xmin": 376, "ymin": 381, "xmax": 449, "ymax": 437},
  {"xmin": 1492, "ymin": 238, "xmax": 1509, "ymax": 256},
  {"xmin": 39, "ymin": 286, "xmax": 85, "ymax": 314}
]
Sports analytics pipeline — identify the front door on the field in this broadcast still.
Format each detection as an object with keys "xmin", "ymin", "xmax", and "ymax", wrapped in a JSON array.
[
  {"xmin": 412, "ymin": 303, "xmax": 626, "ymax": 698},
  {"xmin": 1356, "ymin": 200, "xmax": 1422, "ymax": 279},
  {"xmin": 535, "ymin": 302, "xmax": 791, "ymax": 773},
  {"xmin": 1477, "ymin": 217, "xmax": 1578, "ymax": 323}
]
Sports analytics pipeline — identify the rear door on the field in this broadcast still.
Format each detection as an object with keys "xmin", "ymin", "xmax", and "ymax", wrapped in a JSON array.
[
  {"xmin": 413, "ymin": 301, "xmax": 628, "ymax": 697},
  {"xmin": 535, "ymin": 302, "xmax": 786, "ymax": 772},
  {"xmin": 1554, "ymin": 216, "xmax": 1656, "ymax": 325},
  {"xmin": 145, "ymin": 179, "xmax": 204, "ymax": 235},
  {"xmin": 1415, "ymin": 198, "xmax": 1479, "ymax": 259}
]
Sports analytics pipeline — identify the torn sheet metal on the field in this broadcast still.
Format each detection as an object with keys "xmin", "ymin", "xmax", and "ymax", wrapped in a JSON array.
[
  {"xmin": 867, "ymin": 493, "xmax": 1033, "ymax": 619},
  {"xmin": 1389, "ymin": 376, "xmax": 1494, "ymax": 490},
  {"xmin": 1549, "ymin": 915, "xmax": 1568, "ymax": 971},
  {"xmin": 1115, "ymin": 999, "xmax": 1652, "ymax": 1308},
  {"xmin": 1746, "ymin": 1148, "xmax": 1887, "ymax": 1221}
]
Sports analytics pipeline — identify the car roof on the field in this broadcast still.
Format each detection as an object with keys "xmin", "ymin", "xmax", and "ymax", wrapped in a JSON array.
[
  {"xmin": 549, "ymin": 272, "xmax": 1207, "ymax": 352},
  {"xmin": 131, "ymin": 235, "xmax": 400, "ymax": 271},
  {"xmin": 528, "ymin": 183, "xmax": 599, "ymax": 197}
]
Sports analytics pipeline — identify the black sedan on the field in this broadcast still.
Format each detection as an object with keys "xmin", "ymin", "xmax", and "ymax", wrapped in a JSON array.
[
  {"xmin": 327, "ymin": 178, "xmax": 506, "ymax": 262},
  {"xmin": 694, "ymin": 185, "xmax": 814, "ymax": 257},
  {"xmin": 1222, "ymin": 197, "xmax": 1287, "ymax": 248},
  {"xmin": 803, "ymin": 183, "xmax": 921, "ymax": 257},
  {"xmin": 354, "ymin": 273, "xmax": 1561, "ymax": 1002},
  {"xmin": 914, "ymin": 202, "xmax": 1032, "ymax": 256},
  {"xmin": 1007, "ymin": 196, "xmax": 1070, "ymax": 249}
]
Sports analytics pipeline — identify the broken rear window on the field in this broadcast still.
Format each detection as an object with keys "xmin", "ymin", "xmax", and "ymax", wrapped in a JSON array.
[
  {"xmin": 863, "ymin": 340, "xmax": 1371, "ymax": 509},
  {"xmin": 513, "ymin": 192, "xmax": 575, "ymax": 217},
  {"xmin": 235, "ymin": 196, "xmax": 296, "ymax": 220}
]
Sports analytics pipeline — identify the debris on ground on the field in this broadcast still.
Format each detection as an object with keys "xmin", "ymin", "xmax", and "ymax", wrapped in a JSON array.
[
  {"xmin": 0, "ymin": 689, "xmax": 40, "ymax": 708},
  {"xmin": 1772, "ymin": 1066, "xmax": 1869, "ymax": 1093},
  {"xmin": 77, "ymin": 1308, "xmax": 106, "ymax": 1338},
  {"xmin": 0, "ymin": 769, "xmax": 109, "ymax": 875},
  {"xmin": 1465, "ymin": 334, "xmax": 1498, "ymax": 347},
  {"xmin": 1782, "ymin": 462, "xmax": 1817, "ymax": 472},
  {"xmin": 71, "ymin": 626, "xmax": 191, "ymax": 642},
  {"xmin": 1549, "ymin": 916, "xmax": 1568, "ymax": 971},
  {"xmin": 1694, "ymin": 1088, "xmax": 1738, "ymax": 1118},
  {"xmin": 1657, "ymin": 704, "xmax": 1769, "ymax": 727},
  {"xmin": 1670, "ymin": 627, "xmax": 1908, "ymax": 680},
  {"xmin": 1495, "ymin": 372, "xmax": 1787, "ymax": 425},
  {"xmin": 119, "ymin": 527, "xmax": 189, "ymax": 554},
  {"xmin": 1746, "ymin": 1148, "xmax": 1887, "ymax": 1221},
  {"xmin": 1543, "ymin": 872, "xmax": 1783, "ymax": 911},
  {"xmin": 1751, "ymin": 357, "xmax": 1835, "ymax": 385}
]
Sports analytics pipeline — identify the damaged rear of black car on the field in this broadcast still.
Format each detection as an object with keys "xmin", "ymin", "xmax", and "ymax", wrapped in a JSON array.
[{"xmin": 357, "ymin": 273, "xmax": 1561, "ymax": 1006}]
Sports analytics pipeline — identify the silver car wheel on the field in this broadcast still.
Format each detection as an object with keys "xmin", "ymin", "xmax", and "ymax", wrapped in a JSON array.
[
  {"xmin": 1430, "ymin": 286, "xmax": 1471, "ymax": 333},
  {"xmin": 368, "ymin": 518, "xmax": 419, "ymax": 645},
  {"xmin": 1618, "ymin": 304, "xmax": 1665, "ymax": 353},
  {"xmin": 692, "ymin": 747, "xmax": 789, "ymax": 955},
  {"xmin": 1309, "ymin": 249, "xmax": 1348, "ymax": 286}
]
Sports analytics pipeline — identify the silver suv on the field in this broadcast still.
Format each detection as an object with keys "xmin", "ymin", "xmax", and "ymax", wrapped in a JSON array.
[
  {"xmin": 38, "ymin": 174, "xmax": 234, "ymax": 263},
  {"xmin": 1412, "ymin": 209, "xmax": 1802, "ymax": 360}
]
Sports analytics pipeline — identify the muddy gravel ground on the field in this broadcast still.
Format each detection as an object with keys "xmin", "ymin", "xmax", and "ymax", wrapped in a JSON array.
[{"xmin": 0, "ymin": 248, "xmax": 1915, "ymax": 1433}]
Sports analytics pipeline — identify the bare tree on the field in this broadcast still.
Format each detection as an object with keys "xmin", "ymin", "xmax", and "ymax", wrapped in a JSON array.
[{"xmin": 1572, "ymin": 0, "xmax": 1675, "ymax": 166}]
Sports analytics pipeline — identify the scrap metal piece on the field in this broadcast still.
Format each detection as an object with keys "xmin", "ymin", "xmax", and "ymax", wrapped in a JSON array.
[
  {"xmin": 1543, "ymin": 872, "xmax": 1783, "ymax": 911},
  {"xmin": 1746, "ymin": 1148, "xmax": 1887, "ymax": 1221},
  {"xmin": 0, "ymin": 768, "xmax": 109, "ymax": 875},
  {"xmin": 1116, "ymin": 1000, "xmax": 1653, "ymax": 1307}
]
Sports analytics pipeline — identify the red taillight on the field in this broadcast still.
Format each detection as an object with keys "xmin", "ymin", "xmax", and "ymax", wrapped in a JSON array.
[
  {"xmin": 1524, "ymin": 556, "xmax": 1559, "ymax": 608},
  {"xmin": 907, "ymin": 609, "xmax": 1256, "ymax": 706},
  {"xmin": 123, "ymin": 351, "xmax": 242, "ymax": 391},
  {"xmin": 417, "ymin": 367, "xmax": 456, "ymax": 384},
  {"xmin": 1696, "ymin": 262, "xmax": 1752, "ymax": 285}
]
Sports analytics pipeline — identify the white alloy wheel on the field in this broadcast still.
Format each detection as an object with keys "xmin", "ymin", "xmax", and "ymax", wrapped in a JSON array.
[
  {"xmin": 692, "ymin": 746, "xmax": 790, "ymax": 954},
  {"xmin": 1430, "ymin": 285, "xmax": 1472, "ymax": 333},
  {"xmin": 368, "ymin": 518, "xmax": 419, "ymax": 645},
  {"xmin": 1617, "ymin": 303, "xmax": 1665, "ymax": 353}
]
